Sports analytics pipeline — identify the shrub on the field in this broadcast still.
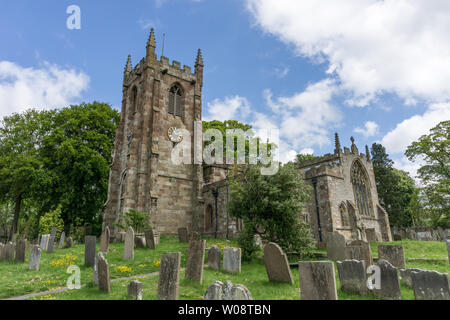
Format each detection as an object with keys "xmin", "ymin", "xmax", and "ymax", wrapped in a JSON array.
[
  {"xmin": 39, "ymin": 205, "xmax": 64, "ymax": 238},
  {"xmin": 114, "ymin": 209, "xmax": 151, "ymax": 234}
]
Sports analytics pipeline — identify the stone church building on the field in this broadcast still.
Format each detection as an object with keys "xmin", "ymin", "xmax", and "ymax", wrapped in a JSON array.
[{"xmin": 103, "ymin": 30, "xmax": 392, "ymax": 244}]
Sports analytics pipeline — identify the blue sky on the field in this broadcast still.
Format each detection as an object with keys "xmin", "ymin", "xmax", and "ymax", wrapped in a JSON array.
[{"xmin": 1, "ymin": 0, "xmax": 450, "ymax": 177}]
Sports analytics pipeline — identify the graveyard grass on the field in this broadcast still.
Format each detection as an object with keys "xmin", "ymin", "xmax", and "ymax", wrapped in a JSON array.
[{"xmin": 0, "ymin": 237, "xmax": 448, "ymax": 300}]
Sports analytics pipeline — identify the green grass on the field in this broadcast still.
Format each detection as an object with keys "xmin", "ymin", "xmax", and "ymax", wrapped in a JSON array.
[{"xmin": 0, "ymin": 237, "xmax": 448, "ymax": 300}]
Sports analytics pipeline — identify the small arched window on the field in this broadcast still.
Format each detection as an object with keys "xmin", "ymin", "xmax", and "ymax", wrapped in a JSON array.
[{"xmin": 169, "ymin": 85, "xmax": 183, "ymax": 117}]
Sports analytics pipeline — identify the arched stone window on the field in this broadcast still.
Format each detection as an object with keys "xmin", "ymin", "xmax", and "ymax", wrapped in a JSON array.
[
  {"xmin": 350, "ymin": 161, "xmax": 373, "ymax": 216},
  {"xmin": 169, "ymin": 85, "xmax": 183, "ymax": 117},
  {"xmin": 340, "ymin": 202, "xmax": 349, "ymax": 227},
  {"xmin": 205, "ymin": 204, "xmax": 214, "ymax": 232}
]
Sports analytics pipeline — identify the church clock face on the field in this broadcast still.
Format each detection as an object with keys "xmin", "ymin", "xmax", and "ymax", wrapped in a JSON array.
[{"xmin": 168, "ymin": 127, "xmax": 183, "ymax": 143}]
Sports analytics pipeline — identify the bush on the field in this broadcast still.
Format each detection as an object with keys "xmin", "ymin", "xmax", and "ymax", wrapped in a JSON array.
[
  {"xmin": 39, "ymin": 205, "xmax": 64, "ymax": 238},
  {"xmin": 237, "ymin": 222, "xmax": 261, "ymax": 261},
  {"xmin": 114, "ymin": 209, "xmax": 151, "ymax": 234}
]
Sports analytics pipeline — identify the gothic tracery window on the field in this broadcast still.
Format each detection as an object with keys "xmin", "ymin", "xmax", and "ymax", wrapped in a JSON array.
[
  {"xmin": 169, "ymin": 85, "xmax": 183, "ymax": 117},
  {"xmin": 351, "ymin": 161, "xmax": 373, "ymax": 217}
]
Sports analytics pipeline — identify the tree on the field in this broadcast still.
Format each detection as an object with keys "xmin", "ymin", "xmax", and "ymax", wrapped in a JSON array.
[
  {"xmin": 296, "ymin": 153, "xmax": 315, "ymax": 165},
  {"xmin": 405, "ymin": 121, "xmax": 450, "ymax": 227},
  {"xmin": 114, "ymin": 209, "xmax": 152, "ymax": 234},
  {"xmin": 227, "ymin": 163, "xmax": 315, "ymax": 259}
]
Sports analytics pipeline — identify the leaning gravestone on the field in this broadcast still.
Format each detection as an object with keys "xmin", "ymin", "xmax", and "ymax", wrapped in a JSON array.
[
  {"xmin": 326, "ymin": 232, "xmax": 347, "ymax": 261},
  {"xmin": 400, "ymin": 268, "xmax": 422, "ymax": 287},
  {"xmin": 100, "ymin": 226, "xmax": 110, "ymax": 253},
  {"xmin": 263, "ymin": 242, "xmax": 294, "ymax": 284},
  {"xmin": 128, "ymin": 280, "xmax": 143, "ymax": 300},
  {"xmin": 345, "ymin": 240, "xmax": 373, "ymax": 268},
  {"xmin": 4, "ymin": 242, "xmax": 15, "ymax": 261},
  {"xmin": 336, "ymin": 259, "xmax": 368, "ymax": 295},
  {"xmin": 158, "ymin": 252, "xmax": 181, "ymax": 300},
  {"xmin": 204, "ymin": 280, "xmax": 253, "ymax": 300},
  {"xmin": 178, "ymin": 227, "xmax": 188, "ymax": 243},
  {"xmin": 84, "ymin": 235, "xmax": 97, "ymax": 267},
  {"xmin": 298, "ymin": 261, "xmax": 338, "ymax": 300},
  {"xmin": 373, "ymin": 259, "xmax": 402, "ymax": 300},
  {"xmin": 28, "ymin": 245, "xmax": 41, "ymax": 271},
  {"xmin": 411, "ymin": 269, "xmax": 450, "ymax": 300},
  {"xmin": 223, "ymin": 247, "xmax": 241, "ymax": 273},
  {"xmin": 378, "ymin": 244, "xmax": 406, "ymax": 269},
  {"xmin": 144, "ymin": 229, "xmax": 156, "ymax": 250},
  {"xmin": 185, "ymin": 236, "xmax": 206, "ymax": 283},
  {"xmin": 65, "ymin": 237, "xmax": 73, "ymax": 249},
  {"xmin": 59, "ymin": 231, "xmax": 65, "ymax": 249},
  {"xmin": 123, "ymin": 227, "xmax": 135, "ymax": 260},
  {"xmin": 47, "ymin": 227, "xmax": 57, "ymax": 253},
  {"xmin": 15, "ymin": 239, "xmax": 27, "ymax": 263},
  {"xmin": 207, "ymin": 245, "xmax": 221, "ymax": 270},
  {"xmin": 97, "ymin": 252, "xmax": 110, "ymax": 293},
  {"xmin": 135, "ymin": 236, "xmax": 146, "ymax": 249}
]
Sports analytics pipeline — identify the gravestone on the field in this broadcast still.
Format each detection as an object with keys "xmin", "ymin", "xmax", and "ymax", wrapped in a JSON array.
[
  {"xmin": 144, "ymin": 229, "xmax": 156, "ymax": 249},
  {"xmin": 100, "ymin": 226, "xmax": 110, "ymax": 253},
  {"xmin": 93, "ymin": 255, "xmax": 99, "ymax": 285},
  {"xmin": 128, "ymin": 280, "xmax": 143, "ymax": 300},
  {"xmin": 336, "ymin": 259, "xmax": 368, "ymax": 295},
  {"xmin": 0, "ymin": 243, "xmax": 4, "ymax": 261},
  {"xmin": 185, "ymin": 237, "xmax": 206, "ymax": 283},
  {"xmin": 365, "ymin": 228, "xmax": 377, "ymax": 242},
  {"xmin": 47, "ymin": 227, "xmax": 57, "ymax": 253},
  {"xmin": 400, "ymin": 268, "xmax": 422, "ymax": 287},
  {"xmin": 40, "ymin": 234, "xmax": 50, "ymax": 251},
  {"xmin": 411, "ymin": 269, "xmax": 450, "ymax": 300},
  {"xmin": 393, "ymin": 234, "xmax": 402, "ymax": 241},
  {"xmin": 447, "ymin": 240, "xmax": 449, "ymax": 264},
  {"xmin": 15, "ymin": 239, "xmax": 27, "ymax": 263},
  {"xmin": 123, "ymin": 227, "xmax": 135, "ymax": 260},
  {"xmin": 178, "ymin": 228, "xmax": 188, "ymax": 243},
  {"xmin": 223, "ymin": 247, "xmax": 241, "ymax": 273},
  {"xmin": 28, "ymin": 245, "xmax": 41, "ymax": 271},
  {"xmin": 326, "ymin": 232, "xmax": 347, "ymax": 261},
  {"xmin": 84, "ymin": 235, "xmax": 97, "ymax": 267},
  {"xmin": 4, "ymin": 242, "xmax": 15, "ymax": 261},
  {"xmin": 231, "ymin": 284, "xmax": 253, "ymax": 300},
  {"xmin": 417, "ymin": 231, "xmax": 432, "ymax": 241},
  {"xmin": 59, "ymin": 231, "xmax": 65, "ymax": 248},
  {"xmin": 207, "ymin": 245, "xmax": 221, "ymax": 270},
  {"xmin": 65, "ymin": 237, "xmax": 73, "ymax": 249},
  {"xmin": 299, "ymin": 261, "xmax": 338, "ymax": 300},
  {"xmin": 135, "ymin": 236, "xmax": 146, "ymax": 249},
  {"xmin": 204, "ymin": 280, "xmax": 253, "ymax": 300},
  {"xmin": 263, "ymin": 242, "xmax": 294, "ymax": 284},
  {"xmin": 345, "ymin": 240, "xmax": 373, "ymax": 267},
  {"xmin": 158, "ymin": 252, "xmax": 181, "ymax": 300},
  {"xmin": 373, "ymin": 259, "xmax": 402, "ymax": 300},
  {"xmin": 97, "ymin": 252, "xmax": 110, "ymax": 293},
  {"xmin": 378, "ymin": 245, "xmax": 406, "ymax": 269}
]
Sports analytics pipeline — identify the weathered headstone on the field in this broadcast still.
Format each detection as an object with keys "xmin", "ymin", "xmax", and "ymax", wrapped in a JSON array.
[
  {"xmin": 28, "ymin": 245, "xmax": 41, "ymax": 271},
  {"xmin": 93, "ymin": 255, "xmax": 99, "ymax": 285},
  {"xmin": 326, "ymin": 232, "xmax": 347, "ymax": 261},
  {"xmin": 400, "ymin": 268, "xmax": 422, "ymax": 287},
  {"xmin": 378, "ymin": 245, "xmax": 405, "ymax": 269},
  {"xmin": 365, "ymin": 229, "xmax": 378, "ymax": 242},
  {"xmin": 231, "ymin": 284, "xmax": 253, "ymax": 300},
  {"xmin": 223, "ymin": 247, "xmax": 241, "ymax": 273},
  {"xmin": 0, "ymin": 243, "xmax": 4, "ymax": 261},
  {"xmin": 373, "ymin": 259, "xmax": 402, "ymax": 300},
  {"xmin": 447, "ymin": 240, "xmax": 449, "ymax": 265},
  {"xmin": 144, "ymin": 229, "xmax": 155, "ymax": 249},
  {"xmin": 336, "ymin": 259, "xmax": 368, "ymax": 295},
  {"xmin": 40, "ymin": 234, "xmax": 50, "ymax": 251},
  {"xmin": 65, "ymin": 236, "xmax": 73, "ymax": 249},
  {"xmin": 135, "ymin": 236, "xmax": 146, "ymax": 249},
  {"xmin": 123, "ymin": 227, "xmax": 135, "ymax": 260},
  {"xmin": 345, "ymin": 240, "xmax": 373, "ymax": 268},
  {"xmin": 393, "ymin": 234, "xmax": 402, "ymax": 241},
  {"xmin": 207, "ymin": 245, "xmax": 221, "ymax": 270},
  {"xmin": 417, "ymin": 231, "xmax": 432, "ymax": 241},
  {"xmin": 4, "ymin": 242, "xmax": 15, "ymax": 261},
  {"xmin": 59, "ymin": 231, "xmax": 65, "ymax": 248},
  {"xmin": 263, "ymin": 242, "xmax": 294, "ymax": 284},
  {"xmin": 298, "ymin": 261, "xmax": 338, "ymax": 300},
  {"xmin": 178, "ymin": 227, "xmax": 188, "ymax": 243},
  {"xmin": 204, "ymin": 281, "xmax": 225, "ymax": 300},
  {"xmin": 157, "ymin": 252, "xmax": 181, "ymax": 300},
  {"xmin": 185, "ymin": 237, "xmax": 206, "ymax": 283},
  {"xmin": 204, "ymin": 280, "xmax": 253, "ymax": 300},
  {"xmin": 128, "ymin": 280, "xmax": 143, "ymax": 300},
  {"xmin": 97, "ymin": 252, "xmax": 110, "ymax": 293},
  {"xmin": 411, "ymin": 269, "xmax": 450, "ymax": 300},
  {"xmin": 47, "ymin": 227, "xmax": 57, "ymax": 253},
  {"xmin": 84, "ymin": 235, "xmax": 97, "ymax": 267},
  {"xmin": 15, "ymin": 239, "xmax": 27, "ymax": 263},
  {"xmin": 100, "ymin": 226, "xmax": 110, "ymax": 253}
]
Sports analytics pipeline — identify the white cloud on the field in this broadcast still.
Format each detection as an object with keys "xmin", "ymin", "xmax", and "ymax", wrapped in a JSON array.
[
  {"xmin": 0, "ymin": 61, "xmax": 90, "ymax": 120},
  {"xmin": 246, "ymin": 0, "xmax": 450, "ymax": 106},
  {"xmin": 274, "ymin": 66, "xmax": 289, "ymax": 78},
  {"xmin": 204, "ymin": 96, "xmax": 251, "ymax": 122},
  {"xmin": 299, "ymin": 148, "xmax": 314, "ymax": 155},
  {"xmin": 354, "ymin": 121, "xmax": 379, "ymax": 137}
]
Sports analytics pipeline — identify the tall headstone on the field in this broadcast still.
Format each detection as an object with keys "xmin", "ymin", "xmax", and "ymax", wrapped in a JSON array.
[
  {"xmin": 93, "ymin": 255, "xmax": 99, "ymax": 285},
  {"xmin": 373, "ymin": 259, "xmax": 402, "ymax": 300},
  {"xmin": 97, "ymin": 252, "xmax": 110, "ymax": 293},
  {"xmin": 411, "ymin": 269, "xmax": 450, "ymax": 300},
  {"xmin": 123, "ymin": 227, "xmax": 135, "ymax": 260},
  {"xmin": 326, "ymin": 232, "xmax": 347, "ymax": 261},
  {"xmin": 178, "ymin": 228, "xmax": 188, "ymax": 243},
  {"xmin": 298, "ymin": 261, "xmax": 338, "ymax": 300},
  {"xmin": 336, "ymin": 259, "xmax": 368, "ymax": 295},
  {"xmin": 345, "ymin": 240, "xmax": 373, "ymax": 268},
  {"xmin": 40, "ymin": 234, "xmax": 50, "ymax": 251},
  {"xmin": 447, "ymin": 240, "xmax": 450, "ymax": 265},
  {"xmin": 100, "ymin": 226, "xmax": 110, "ymax": 253},
  {"xmin": 0, "ymin": 243, "xmax": 4, "ymax": 261},
  {"xmin": 185, "ymin": 237, "xmax": 206, "ymax": 283},
  {"xmin": 144, "ymin": 229, "xmax": 156, "ymax": 249},
  {"xmin": 4, "ymin": 242, "xmax": 15, "ymax": 261},
  {"xmin": 84, "ymin": 235, "xmax": 97, "ymax": 267},
  {"xmin": 207, "ymin": 245, "xmax": 221, "ymax": 270},
  {"xmin": 378, "ymin": 245, "xmax": 406, "ymax": 269},
  {"xmin": 65, "ymin": 236, "xmax": 73, "ymax": 249},
  {"xmin": 59, "ymin": 231, "xmax": 66, "ymax": 248},
  {"xmin": 158, "ymin": 252, "xmax": 181, "ymax": 300},
  {"xmin": 400, "ymin": 268, "xmax": 422, "ymax": 287},
  {"xmin": 263, "ymin": 242, "xmax": 294, "ymax": 284},
  {"xmin": 128, "ymin": 280, "xmax": 143, "ymax": 300},
  {"xmin": 15, "ymin": 239, "xmax": 27, "ymax": 263},
  {"xmin": 47, "ymin": 227, "xmax": 57, "ymax": 253},
  {"xmin": 28, "ymin": 245, "xmax": 41, "ymax": 271},
  {"xmin": 223, "ymin": 247, "xmax": 241, "ymax": 273},
  {"xmin": 204, "ymin": 281, "xmax": 253, "ymax": 300}
]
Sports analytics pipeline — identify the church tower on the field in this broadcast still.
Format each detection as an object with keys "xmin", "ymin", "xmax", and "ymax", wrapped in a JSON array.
[{"xmin": 103, "ymin": 29, "xmax": 204, "ymax": 240}]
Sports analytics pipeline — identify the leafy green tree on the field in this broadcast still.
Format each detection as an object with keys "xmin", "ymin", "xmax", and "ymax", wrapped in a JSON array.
[
  {"xmin": 296, "ymin": 153, "xmax": 315, "ymax": 165},
  {"xmin": 228, "ymin": 163, "xmax": 315, "ymax": 259},
  {"xmin": 39, "ymin": 205, "xmax": 64, "ymax": 238},
  {"xmin": 114, "ymin": 209, "xmax": 152, "ymax": 234},
  {"xmin": 406, "ymin": 121, "xmax": 450, "ymax": 227}
]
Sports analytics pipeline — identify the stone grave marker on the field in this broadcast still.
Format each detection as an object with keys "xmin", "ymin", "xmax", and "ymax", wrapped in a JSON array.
[
  {"xmin": 417, "ymin": 231, "xmax": 432, "ymax": 241},
  {"xmin": 15, "ymin": 239, "xmax": 27, "ymax": 263},
  {"xmin": 135, "ymin": 236, "xmax": 146, "ymax": 248},
  {"xmin": 0, "ymin": 243, "xmax": 4, "ymax": 261},
  {"xmin": 178, "ymin": 227, "xmax": 188, "ymax": 243},
  {"xmin": 4, "ymin": 242, "xmax": 15, "ymax": 261},
  {"xmin": 65, "ymin": 237, "xmax": 73, "ymax": 249},
  {"xmin": 185, "ymin": 237, "xmax": 206, "ymax": 283},
  {"xmin": 298, "ymin": 261, "xmax": 338, "ymax": 300},
  {"xmin": 263, "ymin": 242, "xmax": 294, "ymax": 284},
  {"xmin": 345, "ymin": 240, "xmax": 373, "ymax": 267},
  {"xmin": 97, "ymin": 252, "xmax": 110, "ymax": 293},
  {"xmin": 400, "ymin": 268, "xmax": 422, "ymax": 287},
  {"xmin": 326, "ymin": 232, "xmax": 347, "ymax": 261},
  {"xmin": 373, "ymin": 259, "xmax": 402, "ymax": 300},
  {"xmin": 100, "ymin": 226, "xmax": 110, "ymax": 253},
  {"xmin": 85, "ymin": 235, "xmax": 97, "ymax": 267},
  {"xmin": 158, "ymin": 252, "xmax": 181, "ymax": 300},
  {"xmin": 411, "ymin": 269, "xmax": 450, "ymax": 300},
  {"xmin": 128, "ymin": 280, "xmax": 143, "ymax": 300},
  {"xmin": 336, "ymin": 259, "xmax": 368, "ymax": 295},
  {"xmin": 59, "ymin": 231, "xmax": 66, "ymax": 249},
  {"xmin": 378, "ymin": 245, "xmax": 406, "ymax": 269},
  {"xmin": 28, "ymin": 245, "xmax": 41, "ymax": 271},
  {"xmin": 144, "ymin": 229, "xmax": 156, "ymax": 250},
  {"xmin": 93, "ymin": 255, "xmax": 99, "ymax": 285},
  {"xmin": 204, "ymin": 280, "xmax": 253, "ymax": 300},
  {"xmin": 447, "ymin": 240, "xmax": 449, "ymax": 264},
  {"xmin": 223, "ymin": 247, "xmax": 241, "ymax": 273},
  {"xmin": 207, "ymin": 245, "xmax": 221, "ymax": 270},
  {"xmin": 40, "ymin": 234, "xmax": 50, "ymax": 251},
  {"xmin": 47, "ymin": 227, "xmax": 57, "ymax": 253},
  {"xmin": 123, "ymin": 227, "xmax": 135, "ymax": 260},
  {"xmin": 365, "ymin": 228, "xmax": 378, "ymax": 242}
]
